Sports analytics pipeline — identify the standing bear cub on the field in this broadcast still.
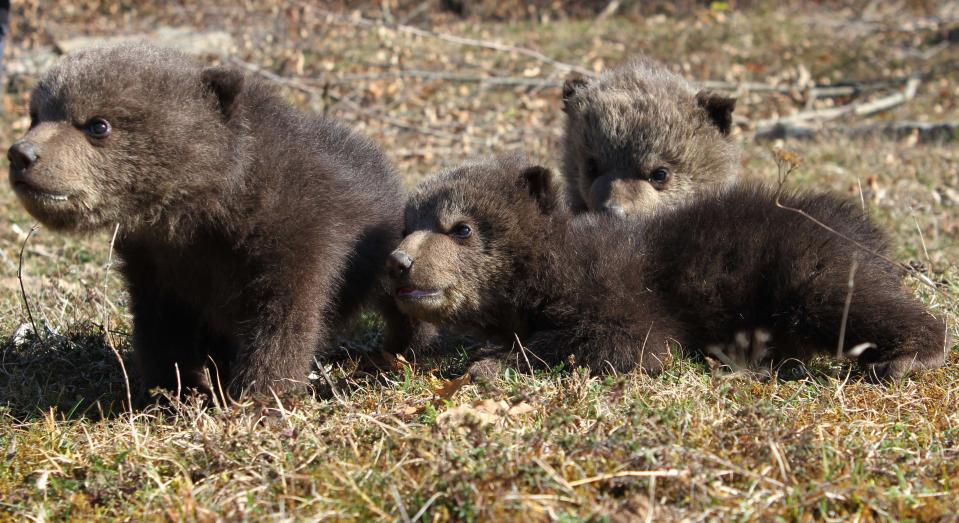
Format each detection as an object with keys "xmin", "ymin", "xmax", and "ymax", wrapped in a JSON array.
[
  {"xmin": 7, "ymin": 44, "xmax": 420, "ymax": 398},
  {"xmin": 562, "ymin": 57, "xmax": 740, "ymax": 217},
  {"xmin": 387, "ymin": 156, "xmax": 945, "ymax": 380}
]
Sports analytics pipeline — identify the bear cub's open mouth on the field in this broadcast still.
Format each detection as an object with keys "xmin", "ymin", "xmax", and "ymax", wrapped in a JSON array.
[
  {"xmin": 12, "ymin": 180, "xmax": 71, "ymax": 203},
  {"xmin": 395, "ymin": 287, "xmax": 441, "ymax": 299}
]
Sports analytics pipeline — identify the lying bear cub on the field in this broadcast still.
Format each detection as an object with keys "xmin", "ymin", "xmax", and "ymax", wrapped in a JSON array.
[
  {"xmin": 7, "ymin": 44, "xmax": 427, "ymax": 398},
  {"xmin": 386, "ymin": 155, "xmax": 945, "ymax": 379}
]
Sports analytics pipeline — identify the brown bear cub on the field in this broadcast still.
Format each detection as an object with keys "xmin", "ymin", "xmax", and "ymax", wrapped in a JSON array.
[
  {"xmin": 386, "ymin": 156, "xmax": 945, "ymax": 380},
  {"xmin": 561, "ymin": 57, "xmax": 740, "ymax": 217},
  {"xmin": 7, "ymin": 44, "xmax": 423, "ymax": 398}
]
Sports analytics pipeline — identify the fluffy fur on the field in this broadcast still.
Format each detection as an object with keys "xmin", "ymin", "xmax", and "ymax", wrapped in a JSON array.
[
  {"xmin": 561, "ymin": 56, "xmax": 740, "ymax": 217},
  {"xmin": 7, "ymin": 44, "xmax": 425, "ymax": 397},
  {"xmin": 387, "ymin": 156, "xmax": 945, "ymax": 380}
]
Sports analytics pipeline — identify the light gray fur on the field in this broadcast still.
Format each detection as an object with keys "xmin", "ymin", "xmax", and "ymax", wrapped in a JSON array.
[{"xmin": 561, "ymin": 56, "xmax": 741, "ymax": 216}]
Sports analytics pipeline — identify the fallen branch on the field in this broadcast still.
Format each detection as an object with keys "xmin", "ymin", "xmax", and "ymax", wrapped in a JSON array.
[
  {"xmin": 298, "ymin": 3, "xmax": 593, "ymax": 76},
  {"xmin": 754, "ymin": 77, "xmax": 920, "ymax": 134},
  {"xmin": 318, "ymin": 69, "xmax": 560, "ymax": 89},
  {"xmin": 708, "ymin": 58, "xmax": 957, "ymax": 97},
  {"xmin": 305, "ymin": 66, "xmax": 939, "ymax": 102},
  {"xmin": 754, "ymin": 119, "xmax": 959, "ymax": 143},
  {"xmin": 282, "ymin": 67, "xmax": 913, "ymax": 97},
  {"xmin": 854, "ymin": 76, "xmax": 921, "ymax": 116},
  {"xmin": 702, "ymin": 76, "xmax": 904, "ymax": 97}
]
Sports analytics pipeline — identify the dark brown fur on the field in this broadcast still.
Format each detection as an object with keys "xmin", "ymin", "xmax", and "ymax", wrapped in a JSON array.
[
  {"xmin": 387, "ymin": 156, "xmax": 946, "ymax": 380},
  {"xmin": 562, "ymin": 57, "xmax": 740, "ymax": 217},
  {"xmin": 7, "ymin": 44, "xmax": 425, "ymax": 397}
]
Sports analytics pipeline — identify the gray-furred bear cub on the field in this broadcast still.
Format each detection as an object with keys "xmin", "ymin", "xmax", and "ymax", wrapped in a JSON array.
[
  {"xmin": 562, "ymin": 57, "xmax": 740, "ymax": 217},
  {"xmin": 386, "ymin": 155, "xmax": 945, "ymax": 380},
  {"xmin": 7, "ymin": 44, "xmax": 426, "ymax": 398}
]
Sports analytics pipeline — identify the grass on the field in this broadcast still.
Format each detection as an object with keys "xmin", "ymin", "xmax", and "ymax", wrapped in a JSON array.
[{"xmin": 1, "ymin": 1, "xmax": 958, "ymax": 520}]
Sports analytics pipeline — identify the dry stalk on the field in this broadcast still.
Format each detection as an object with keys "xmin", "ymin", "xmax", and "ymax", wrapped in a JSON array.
[
  {"xmin": 101, "ymin": 222, "xmax": 140, "ymax": 444},
  {"xmin": 16, "ymin": 224, "xmax": 42, "ymax": 341},
  {"xmin": 837, "ymin": 256, "xmax": 860, "ymax": 359}
]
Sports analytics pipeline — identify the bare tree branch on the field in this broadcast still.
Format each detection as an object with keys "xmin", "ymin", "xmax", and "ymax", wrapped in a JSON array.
[
  {"xmin": 754, "ymin": 77, "xmax": 921, "ymax": 134},
  {"xmin": 298, "ymin": 2, "xmax": 593, "ymax": 76},
  {"xmin": 755, "ymin": 119, "xmax": 959, "ymax": 143}
]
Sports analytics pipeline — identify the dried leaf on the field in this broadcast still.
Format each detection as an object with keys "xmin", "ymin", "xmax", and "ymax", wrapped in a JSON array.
[
  {"xmin": 434, "ymin": 373, "xmax": 471, "ymax": 401},
  {"xmin": 400, "ymin": 404, "xmax": 422, "ymax": 417}
]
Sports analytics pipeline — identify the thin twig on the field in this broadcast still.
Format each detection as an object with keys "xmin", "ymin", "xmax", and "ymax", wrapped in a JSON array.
[
  {"xmin": 513, "ymin": 333, "xmax": 549, "ymax": 371},
  {"xmin": 101, "ymin": 223, "xmax": 137, "ymax": 442},
  {"xmin": 102, "ymin": 223, "xmax": 120, "ymax": 348},
  {"xmin": 230, "ymin": 58, "xmax": 459, "ymax": 139},
  {"xmin": 772, "ymin": 151, "xmax": 938, "ymax": 291},
  {"xmin": 16, "ymin": 225, "xmax": 42, "ymax": 341},
  {"xmin": 514, "ymin": 333, "xmax": 534, "ymax": 374},
  {"xmin": 913, "ymin": 216, "xmax": 931, "ymax": 265}
]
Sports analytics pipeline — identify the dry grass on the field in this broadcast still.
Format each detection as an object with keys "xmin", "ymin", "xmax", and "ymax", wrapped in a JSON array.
[{"xmin": 1, "ymin": 1, "xmax": 958, "ymax": 520}]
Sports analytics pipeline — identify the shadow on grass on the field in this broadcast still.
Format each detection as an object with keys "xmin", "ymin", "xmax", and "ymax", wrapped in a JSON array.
[
  {"xmin": 0, "ymin": 316, "xmax": 473, "ymax": 419},
  {"xmin": 0, "ymin": 322, "xmax": 141, "ymax": 421}
]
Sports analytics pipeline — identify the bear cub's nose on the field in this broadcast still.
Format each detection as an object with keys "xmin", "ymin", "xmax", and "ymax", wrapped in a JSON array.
[
  {"xmin": 387, "ymin": 250, "xmax": 414, "ymax": 278},
  {"xmin": 8, "ymin": 141, "xmax": 39, "ymax": 171}
]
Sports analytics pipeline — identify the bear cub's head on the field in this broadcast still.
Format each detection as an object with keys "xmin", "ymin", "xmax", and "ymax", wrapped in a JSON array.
[
  {"xmin": 386, "ymin": 155, "xmax": 563, "ymax": 325},
  {"xmin": 7, "ymin": 44, "xmax": 246, "ymax": 233},
  {"xmin": 562, "ymin": 59, "xmax": 739, "ymax": 218}
]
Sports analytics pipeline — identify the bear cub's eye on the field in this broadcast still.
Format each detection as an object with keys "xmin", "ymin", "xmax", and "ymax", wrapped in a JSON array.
[
  {"xmin": 649, "ymin": 167, "xmax": 670, "ymax": 185},
  {"xmin": 85, "ymin": 118, "xmax": 111, "ymax": 139},
  {"xmin": 450, "ymin": 223, "xmax": 472, "ymax": 239}
]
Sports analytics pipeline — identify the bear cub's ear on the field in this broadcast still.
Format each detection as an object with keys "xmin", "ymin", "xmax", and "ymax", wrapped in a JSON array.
[
  {"xmin": 695, "ymin": 90, "xmax": 737, "ymax": 135},
  {"xmin": 201, "ymin": 67, "xmax": 246, "ymax": 119},
  {"xmin": 520, "ymin": 165, "xmax": 560, "ymax": 213},
  {"xmin": 562, "ymin": 73, "xmax": 590, "ymax": 113}
]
